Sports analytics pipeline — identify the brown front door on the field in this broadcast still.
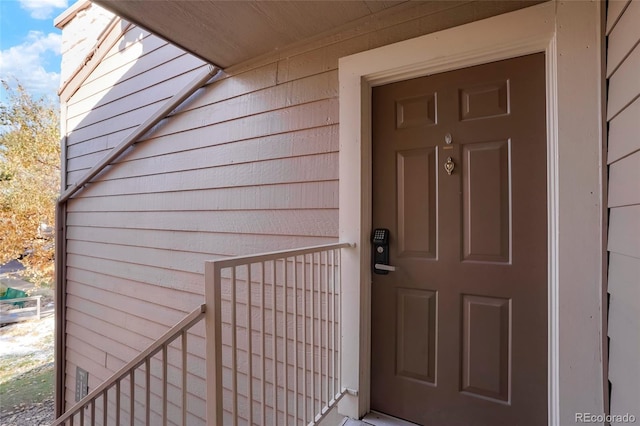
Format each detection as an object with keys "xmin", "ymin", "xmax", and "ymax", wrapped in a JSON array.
[{"xmin": 371, "ymin": 53, "xmax": 547, "ymax": 425}]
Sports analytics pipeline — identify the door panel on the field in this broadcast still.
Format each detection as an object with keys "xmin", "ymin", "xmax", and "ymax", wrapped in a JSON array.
[
  {"xmin": 396, "ymin": 288, "xmax": 437, "ymax": 383},
  {"xmin": 371, "ymin": 53, "xmax": 547, "ymax": 425},
  {"xmin": 459, "ymin": 79, "xmax": 510, "ymax": 121},
  {"xmin": 462, "ymin": 140, "xmax": 511, "ymax": 262},
  {"xmin": 397, "ymin": 149, "xmax": 437, "ymax": 258},
  {"xmin": 461, "ymin": 294, "xmax": 511, "ymax": 402},
  {"xmin": 396, "ymin": 94, "xmax": 438, "ymax": 128}
]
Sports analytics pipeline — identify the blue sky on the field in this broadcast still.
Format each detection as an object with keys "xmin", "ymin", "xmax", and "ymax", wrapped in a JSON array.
[{"xmin": 0, "ymin": 0, "xmax": 70, "ymax": 101}]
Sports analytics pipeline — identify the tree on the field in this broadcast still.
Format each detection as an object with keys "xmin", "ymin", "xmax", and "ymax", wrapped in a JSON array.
[{"xmin": 1, "ymin": 80, "xmax": 60, "ymax": 285}]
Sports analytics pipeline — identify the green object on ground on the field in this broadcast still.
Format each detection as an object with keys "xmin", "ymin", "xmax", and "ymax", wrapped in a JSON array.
[{"xmin": 0, "ymin": 287, "xmax": 29, "ymax": 308}]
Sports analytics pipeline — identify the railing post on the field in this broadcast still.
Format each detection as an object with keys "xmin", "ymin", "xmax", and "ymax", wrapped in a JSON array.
[{"xmin": 205, "ymin": 261, "xmax": 223, "ymax": 426}]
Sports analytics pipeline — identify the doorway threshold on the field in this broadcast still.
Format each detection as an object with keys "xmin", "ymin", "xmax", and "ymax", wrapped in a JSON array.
[{"xmin": 343, "ymin": 411, "xmax": 420, "ymax": 426}]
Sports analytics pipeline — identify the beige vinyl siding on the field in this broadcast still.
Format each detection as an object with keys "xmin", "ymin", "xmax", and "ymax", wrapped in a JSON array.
[
  {"xmin": 62, "ymin": 21, "xmax": 212, "ymax": 421},
  {"xmin": 606, "ymin": 0, "xmax": 640, "ymax": 419},
  {"xmin": 62, "ymin": 0, "xmax": 541, "ymax": 421},
  {"xmin": 65, "ymin": 29, "xmax": 206, "ymax": 183},
  {"xmin": 66, "ymin": 60, "xmax": 203, "ymax": 137}
]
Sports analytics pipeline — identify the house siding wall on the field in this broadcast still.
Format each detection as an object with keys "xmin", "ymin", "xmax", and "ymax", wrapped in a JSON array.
[
  {"xmin": 57, "ymin": 3, "xmax": 115, "ymax": 86},
  {"xmin": 61, "ymin": 21, "xmax": 213, "ymax": 422},
  {"xmin": 60, "ymin": 1, "xmax": 542, "ymax": 422},
  {"xmin": 606, "ymin": 0, "xmax": 640, "ymax": 418}
]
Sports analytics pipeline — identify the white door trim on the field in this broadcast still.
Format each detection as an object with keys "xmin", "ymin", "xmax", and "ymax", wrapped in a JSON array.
[{"xmin": 338, "ymin": 2, "xmax": 605, "ymax": 425}]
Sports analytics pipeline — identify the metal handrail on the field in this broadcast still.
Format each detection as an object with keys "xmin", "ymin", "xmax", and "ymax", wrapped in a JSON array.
[
  {"xmin": 53, "ymin": 242, "xmax": 353, "ymax": 425},
  {"xmin": 205, "ymin": 242, "xmax": 353, "ymax": 425},
  {"xmin": 51, "ymin": 304, "xmax": 206, "ymax": 425},
  {"xmin": 211, "ymin": 242, "xmax": 354, "ymax": 268}
]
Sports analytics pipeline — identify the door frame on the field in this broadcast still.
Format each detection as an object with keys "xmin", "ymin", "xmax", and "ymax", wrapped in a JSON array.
[{"xmin": 338, "ymin": 2, "xmax": 605, "ymax": 425}]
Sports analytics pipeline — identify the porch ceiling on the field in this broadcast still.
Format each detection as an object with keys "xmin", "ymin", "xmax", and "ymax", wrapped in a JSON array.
[{"xmin": 92, "ymin": 0, "xmax": 407, "ymax": 69}]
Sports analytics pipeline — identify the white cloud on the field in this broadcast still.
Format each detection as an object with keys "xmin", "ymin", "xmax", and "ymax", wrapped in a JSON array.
[
  {"xmin": 0, "ymin": 31, "xmax": 62, "ymax": 99},
  {"xmin": 19, "ymin": 0, "xmax": 68, "ymax": 20}
]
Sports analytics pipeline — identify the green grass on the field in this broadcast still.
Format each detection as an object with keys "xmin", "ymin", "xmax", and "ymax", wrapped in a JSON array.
[
  {"xmin": 0, "ymin": 362, "xmax": 54, "ymax": 412},
  {"xmin": 0, "ymin": 351, "xmax": 53, "ymax": 384}
]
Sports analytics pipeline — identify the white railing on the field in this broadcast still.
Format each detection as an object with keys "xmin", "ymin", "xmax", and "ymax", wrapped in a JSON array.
[
  {"xmin": 51, "ymin": 305, "xmax": 206, "ymax": 426},
  {"xmin": 205, "ymin": 242, "xmax": 353, "ymax": 426},
  {"xmin": 0, "ymin": 295, "xmax": 41, "ymax": 323}
]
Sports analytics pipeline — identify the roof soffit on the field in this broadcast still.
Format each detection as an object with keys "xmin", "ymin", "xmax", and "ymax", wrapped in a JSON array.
[{"xmin": 92, "ymin": 0, "xmax": 406, "ymax": 68}]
